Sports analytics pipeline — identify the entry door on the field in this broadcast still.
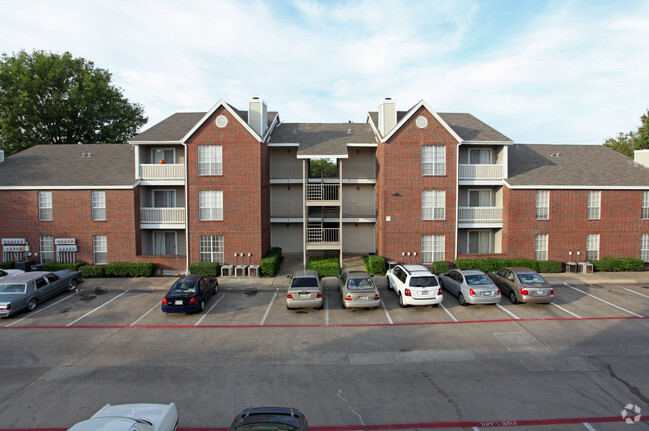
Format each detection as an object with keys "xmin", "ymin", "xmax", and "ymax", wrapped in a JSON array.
[
  {"xmin": 468, "ymin": 230, "xmax": 491, "ymax": 254},
  {"xmin": 153, "ymin": 231, "xmax": 177, "ymax": 255},
  {"xmin": 468, "ymin": 189, "xmax": 492, "ymax": 207}
]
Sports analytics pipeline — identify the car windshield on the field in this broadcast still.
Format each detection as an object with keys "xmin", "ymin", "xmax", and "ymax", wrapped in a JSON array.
[
  {"xmin": 291, "ymin": 278, "xmax": 319, "ymax": 289},
  {"xmin": 236, "ymin": 424, "xmax": 297, "ymax": 431},
  {"xmin": 465, "ymin": 274, "xmax": 493, "ymax": 285},
  {"xmin": 169, "ymin": 281, "xmax": 198, "ymax": 294},
  {"xmin": 0, "ymin": 283, "xmax": 26, "ymax": 294},
  {"xmin": 409, "ymin": 276, "xmax": 438, "ymax": 287},
  {"xmin": 518, "ymin": 273, "xmax": 547, "ymax": 284},
  {"xmin": 347, "ymin": 277, "xmax": 375, "ymax": 290}
]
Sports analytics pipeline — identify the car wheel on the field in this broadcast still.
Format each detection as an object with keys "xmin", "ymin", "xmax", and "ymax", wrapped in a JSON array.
[
  {"xmin": 67, "ymin": 279, "xmax": 78, "ymax": 292},
  {"xmin": 509, "ymin": 291, "xmax": 518, "ymax": 304},
  {"xmin": 388, "ymin": 278, "xmax": 394, "ymax": 292},
  {"xmin": 199, "ymin": 300, "xmax": 205, "ymax": 312},
  {"xmin": 398, "ymin": 292, "xmax": 408, "ymax": 308},
  {"xmin": 458, "ymin": 293, "xmax": 467, "ymax": 306},
  {"xmin": 27, "ymin": 298, "xmax": 38, "ymax": 312}
]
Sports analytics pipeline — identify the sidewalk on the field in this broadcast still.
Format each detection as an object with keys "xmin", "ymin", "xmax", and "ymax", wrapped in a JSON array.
[{"xmin": 543, "ymin": 270, "xmax": 649, "ymax": 285}]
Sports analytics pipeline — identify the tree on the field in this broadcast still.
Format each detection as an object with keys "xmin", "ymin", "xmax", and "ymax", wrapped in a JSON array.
[
  {"xmin": 0, "ymin": 50, "xmax": 147, "ymax": 156},
  {"xmin": 604, "ymin": 110, "xmax": 649, "ymax": 157}
]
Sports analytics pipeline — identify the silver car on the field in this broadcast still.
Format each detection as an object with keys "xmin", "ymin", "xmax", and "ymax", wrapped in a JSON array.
[
  {"xmin": 286, "ymin": 270, "xmax": 324, "ymax": 310},
  {"xmin": 338, "ymin": 270, "xmax": 380, "ymax": 309},
  {"xmin": 439, "ymin": 269, "xmax": 501, "ymax": 305},
  {"xmin": 489, "ymin": 267, "xmax": 554, "ymax": 304},
  {"xmin": 0, "ymin": 270, "xmax": 82, "ymax": 317}
]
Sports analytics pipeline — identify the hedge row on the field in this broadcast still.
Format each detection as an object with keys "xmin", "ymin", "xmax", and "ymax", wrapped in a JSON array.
[
  {"xmin": 431, "ymin": 261, "xmax": 451, "ymax": 274},
  {"xmin": 363, "ymin": 255, "xmax": 387, "ymax": 275},
  {"xmin": 260, "ymin": 247, "xmax": 283, "ymax": 276},
  {"xmin": 454, "ymin": 258, "xmax": 562, "ymax": 273},
  {"xmin": 189, "ymin": 262, "xmax": 221, "ymax": 277},
  {"xmin": 306, "ymin": 256, "xmax": 341, "ymax": 277},
  {"xmin": 80, "ymin": 262, "xmax": 157, "ymax": 278},
  {"xmin": 42, "ymin": 262, "xmax": 86, "ymax": 271},
  {"xmin": 0, "ymin": 261, "xmax": 14, "ymax": 270},
  {"xmin": 589, "ymin": 257, "xmax": 643, "ymax": 272}
]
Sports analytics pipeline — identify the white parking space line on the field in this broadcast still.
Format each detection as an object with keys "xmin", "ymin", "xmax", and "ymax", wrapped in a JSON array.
[
  {"xmin": 583, "ymin": 423, "xmax": 597, "ymax": 431},
  {"xmin": 439, "ymin": 303, "xmax": 458, "ymax": 322},
  {"xmin": 66, "ymin": 290, "xmax": 130, "ymax": 326},
  {"xmin": 624, "ymin": 287, "xmax": 649, "ymax": 299},
  {"xmin": 325, "ymin": 294, "xmax": 330, "ymax": 326},
  {"xmin": 260, "ymin": 288, "xmax": 279, "ymax": 326},
  {"xmin": 195, "ymin": 294, "xmax": 226, "ymax": 326},
  {"xmin": 4, "ymin": 289, "xmax": 83, "ymax": 327},
  {"xmin": 380, "ymin": 300, "xmax": 393, "ymax": 324},
  {"xmin": 550, "ymin": 302, "xmax": 582, "ymax": 319},
  {"xmin": 496, "ymin": 304, "xmax": 520, "ymax": 320},
  {"xmin": 565, "ymin": 283, "xmax": 643, "ymax": 318},
  {"xmin": 129, "ymin": 302, "xmax": 160, "ymax": 326}
]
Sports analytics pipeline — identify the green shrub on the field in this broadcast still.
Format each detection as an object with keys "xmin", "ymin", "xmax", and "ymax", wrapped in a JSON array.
[
  {"xmin": 590, "ymin": 257, "xmax": 643, "ymax": 272},
  {"xmin": 189, "ymin": 262, "xmax": 220, "ymax": 277},
  {"xmin": 306, "ymin": 256, "xmax": 341, "ymax": 277},
  {"xmin": 537, "ymin": 260, "xmax": 562, "ymax": 273},
  {"xmin": 0, "ymin": 261, "xmax": 14, "ymax": 270},
  {"xmin": 455, "ymin": 258, "xmax": 561, "ymax": 274},
  {"xmin": 260, "ymin": 248, "xmax": 283, "ymax": 276},
  {"xmin": 431, "ymin": 261, "xmax": 451, "ymax": 274},
  {"xmin": 42, "ymin": 262, "xmax": 86, "ymax": 271},
  {"xmin": 80, "ymin": 265, "xmax": 105, "ymax": 278},
  {"xmin": 363, "ymin": 255, "xmax": 386, "ymax": 275},
  {"xmin": 103, "ymin": 262, "xmax": 156, "ymax": 277}
]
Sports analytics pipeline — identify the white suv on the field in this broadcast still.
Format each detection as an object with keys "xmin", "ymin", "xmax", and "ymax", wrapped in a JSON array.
[{"xmin": 386, "ymin": 264, "xmax": 443, "ymax": 307}]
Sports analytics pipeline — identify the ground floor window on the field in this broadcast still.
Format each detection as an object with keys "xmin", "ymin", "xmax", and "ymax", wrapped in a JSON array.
[
  {"xmin": 200, "ymin": 235, "xmax": 224, "ymax": 263},
  {"xmin": 422, "ymin": 235, "xmax": 444, "ymax": 264},
  {"xmin": 586, "ymin": 234, "xmax": 599, "ymax": 261},
  {"xmin": 93, "ymin": 235, "xmax": 107, "ymax": 265},
  {"xmin": 40, "ymin": 235, "xmax": 55, "ymax": 263},
  {"xmin": 535, "ymin": 234, "xmax": 548, "ymax": 261},
  {"xmin": 642, "ymin": 234, "xmax": 649, "ymax": 262}
]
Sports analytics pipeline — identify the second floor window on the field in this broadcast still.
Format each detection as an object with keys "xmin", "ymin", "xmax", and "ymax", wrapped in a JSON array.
[
  {"xmin": 92, "ymin": 191, "xmax": 106, "ymax": 221},
  {"xmin": 38, "ymin": 191, "xmax": 52, "ymax": 221},
  {"xmin": 422, "ymin": 190, "xmax": 445, "ymax": 220},
  {"xmin": 588, "ymin": 190, "xmax": 601, "ymax": 220},
  {"xmin": 536, "ymin": 190, "xmax": 549, "ymax": 219},
  {"xmin": 198, "ymin": 145, "xmax": 223, "ymax": 175},
  {"xmin": 422, "ymin": 146, "xmax": 445, "ymax": 175},
  {"xmin": 199, "ymin": 191, "xmax": 223, "ymax": 221}
]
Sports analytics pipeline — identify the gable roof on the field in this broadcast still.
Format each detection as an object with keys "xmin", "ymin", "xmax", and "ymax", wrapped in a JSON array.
[
  {"xmin": 0, "ymin": 144, "xmax": 136, "ymax": 189},
  {"xmin": 505, "ymin": 144, "xmax": 649, "ymax": 189},
  {"xmin": 270, "ymin": 122, "xmax": 376, "ymax": 158}
]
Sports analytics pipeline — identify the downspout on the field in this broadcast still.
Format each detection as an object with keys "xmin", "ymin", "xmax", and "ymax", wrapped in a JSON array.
[
  {"xmin": 183, "ymin": 142, "xmax": 189, "ymax": 275},
  {"xmin": 455, "ymin": 142, "xmax": 460, "ymax": 261}
]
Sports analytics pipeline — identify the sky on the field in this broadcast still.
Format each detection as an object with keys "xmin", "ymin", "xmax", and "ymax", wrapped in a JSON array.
[{"xmin": 2, "ymin": 0, "xmax": 648, "ymax": 145}]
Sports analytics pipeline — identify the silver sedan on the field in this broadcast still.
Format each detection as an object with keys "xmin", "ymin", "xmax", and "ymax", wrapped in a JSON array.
[
  {"xmin": 439, "ymin": 269, "xmax": 501, "ymax": 305},
  {"xmin": 338, "ymin": 270, "xmax": 380, "ymax": 309}
]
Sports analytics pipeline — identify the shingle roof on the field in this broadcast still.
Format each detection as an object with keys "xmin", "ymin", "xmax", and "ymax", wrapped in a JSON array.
[
  {"xmin": 0, "ymin": 144, "xmax": 136, "ymax": 188},
  {"xmin": 506, "ymin": 144, "xmax": 649, "ymax": 188},
  {"xmin": 270, "ymin": 123, "xmax": 376, "ymax": 157},
  {"xmin": 368, "ymin": 111, "xmax": 512, "ymax": 142}
]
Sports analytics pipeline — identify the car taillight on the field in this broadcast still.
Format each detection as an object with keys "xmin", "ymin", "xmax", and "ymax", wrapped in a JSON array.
[
  {"xmin": 189, "ymin": 297, "xmax": 197, "ymax": 304},
  {"xmin": 497, "ymin": 288, "xmax": 501, "ymax": 294},
  {"xmin": 162, "ymin": 298, "xmax": 168, "ymax": 305},
  {"xmin": 374, "ymin": 294, "xmax": 381, "ymax": 300},
  {"xmin": 520, "ymin": 288, "xmax": 529, "ymax": 295},
  {"xmin": 550, "ymin": 289, "xmax": 554, "ymax": 295},
  {"xmin": 345, "ymin": 294, "xmax": 352, "ymax": 301},
  {"xmin": 405, "ymin": 288, "xmax": 412, "ymax": 296},
  {"xmin": 469, "ymin": 289, "xmax": 476, "ymax": 296},
  {"xmin": 316, "ymin": 292, "xmax": 322, "ymax": 298},
  {"xmin": 287, "ymin": 293, "xmax": 293, "ymax": 299}
]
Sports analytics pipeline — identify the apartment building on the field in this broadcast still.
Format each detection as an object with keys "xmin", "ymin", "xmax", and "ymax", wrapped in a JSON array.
[{"xmin": 1, "ymin": 97, "xmax": 649, "ymax": 273}]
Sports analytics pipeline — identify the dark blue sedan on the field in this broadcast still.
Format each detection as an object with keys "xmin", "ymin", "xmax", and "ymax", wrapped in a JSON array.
[{"xmin": 161, "ymin": 275, "xmax": 218, "ymax": 314}]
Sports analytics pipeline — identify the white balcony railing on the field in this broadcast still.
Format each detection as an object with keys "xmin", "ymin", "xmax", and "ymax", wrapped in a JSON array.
[
  {"xmin": 271, "ymin": 202, "xmax": 303, "ymax": 217},
  {"xmin": 306, "ymin": 184, "xmax": 340, "ymax": 201},
  {"xmin": 140, "ymin": 164, "xmax": 185, "ymax": 181},
  {"xmin": 342, "ymin": 202, "xmax": 376, "ymax": 217},
  {"xmin": 141, "ymin": 207, "xmax": 186, "ymax": 224},
  {"xmin": 458, "ymin": 164, "xmax": 504, "ymax": 181},
  {"xmin": 307, "ymin": 228, "xmax": 340, "ymax": 244},
  {"xmin": 458, "ymin": 206, "xmax": 503, "ymax": 224}
]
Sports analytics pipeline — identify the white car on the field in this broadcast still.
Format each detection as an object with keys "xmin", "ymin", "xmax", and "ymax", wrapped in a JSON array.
[
  {"xmin": 0, "ymin": 268, "xmax": 24, "ymax": 282},
  {"xmin": 68, "ymin": 403, "xmax": 178, "ymax": 431},
  {"xmin": 386, "ymin": 264, "xmax": 443, "ymax": 307}
]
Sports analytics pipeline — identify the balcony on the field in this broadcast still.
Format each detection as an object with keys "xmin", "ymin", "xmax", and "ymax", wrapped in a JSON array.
[
  {"xmin": 139, "ymin": 164, "xmax": 185, "ymax": 181},
  {"xmin": 458, "ymin": 206, "xmax": 503, "ymax": 226},
  {"xmin": 306, "ymin": 228, "xmax": 340, "ymax": 249},
  {"xmin": 343, "ymin": 163, "xmax": 376, "ymax": 180},
  {"xmin": 306, "ymin": 184, "xmax": 340, "ymax": 203},
  {"xmin": 141, "ymin": 207, "xmax": 186, "ymax": 228},
  {"xmin": 270, "ymin": 163, "xmax": 302, "ymax": 180},
  {"xmin": 271, "ymin": 201, "xmax": 303, "ymax": 218},
  {"xmin": 342, "ymin": 202, "xmax": 376, "ymax": 218},
  {"xmin": 458, "ymin": 164, "xmax": 504, "ymax": 183}
]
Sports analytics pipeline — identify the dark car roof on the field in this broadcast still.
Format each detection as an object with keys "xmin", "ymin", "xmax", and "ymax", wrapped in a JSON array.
[
  {"xmin": 232, "ymin": 407, "xmax": 303, "ymax": 428},
  {"xmin": 0, "ymin": 271, "xmax": 51, "ymax": 284},
  {"xmin": 174, "ymin": 275, "xmax": 203, "ymax": 282},
  {"xmin": 505, "ymin": 267, "xmax": 538, "ymax": 274}
]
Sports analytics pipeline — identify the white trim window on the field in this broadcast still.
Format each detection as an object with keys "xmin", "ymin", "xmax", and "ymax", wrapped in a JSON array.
[
  {"xmin": 642, "ymin": 191, "xmax": 649, "ymax": 219},
  {"xmin": 536, "ymin": 190, "xmax": 549, "ymax": 220},
  {"xmin": 535, "ymin": 234, "xmax": 548, "ymax": 261},
  {"xmin": 38, "ymin": 191, "xmax": 52, "ymax": 221},
  {"xmin": 40, "ymin": 235, "xmax": 55, "ymax": 264},
  {"xmin": 93, "ymin": 235, "xmax": 108, "ymax": 265},
  {"xmin": 587, "ymin": 190, "xmax": 601, "ymax": 220},
  {"xmin": 198, "ymin": 145, "xmax": 223, "ymax": 175},
  {"xmin": 199, "ymin": 191, "xmax": 223, "ymax": 221},
  {"xmin": 469, "ymin": 148, "xmax": 491, "ymax": 164},
  {"xmin": 586, "ymin": 234, "xmax": 600, "ymax": 261},
  {"xmin": 422, "ymin": 190, "xmax": 445, "ymax": 220},
  {"xmin": 92, "ymin": 191, "xmax": 106, "ymax": 221},
  {"xmin": 152, "ymin": 189, "xmax": 176, "ymax": 208},
  {"xmin": 152, "ymin": 148, "xmax": 175, "ymax": 164},
  {"xmin": 422, "ymin": 234, "xmax": 445, "ymax": 264},
  {"xmin": 642, "ymin": 234, "xmax": 649, "ymax": 262},
  {"xmin": 200, "ymin": 235, "xmax": 224, "ymax": 263},
  {"xmin": 422, "ymin": 146, "xmax": 445, "ymax": 175}
]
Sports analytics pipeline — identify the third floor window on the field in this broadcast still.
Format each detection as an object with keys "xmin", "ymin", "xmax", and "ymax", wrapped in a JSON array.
[
  {"xmin": 422, "ymin": 146, "xmax": 445, "ymax": 176},
  {"xmin": 198, "ymin": 145, "xmax": 223, "ymax": 175}
]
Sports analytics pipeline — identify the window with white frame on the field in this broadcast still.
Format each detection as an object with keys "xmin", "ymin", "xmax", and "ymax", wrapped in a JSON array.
[
  {"xmin": 199, "ymin": 191, "xmax": 223, "ymax": 221},
  {"xmin": 40, "ymin": 235, "xmax": 55, "ymax": 264},
  {"xmin": 587, "ymin": 190, "xmax": 601, "ymax": 220},
  {"xmin": 91, "ymin": 191, "xmax": 106, "ymax": 221},
  {"xmin": 198, "ymin": 145, "xmax": 223, "ymax": 175},
  {"xmin": 152, "ymin": 148, "xmax": 174, "ymax": 164},
  {"xmin": 535, "ymin": 234, "xmax": 548, "ymax": 261},
  {"xmin": 38, "ymin": 191, "xmax": 52, "ymax": 221},
  {"xmin": 586, "ymin": 234, "xmax": 600, "ymax": 261},
  {"xmin": 152, "ymin": 189, "xmax": 175, "ymax": 208},
  {"xmin": 422, "ymin": 234, "xmax": 445, "ymax": 264},
  {"xmin": 422, "ymin": 146, "xmax": 445, "ymax": 175},
  {"xmin": 200, "ymin": 235, "xmax": 224, "ymax": 263},
  {"xmin": 469, "ymin": 148, "xmax": 491, "ymax": 164},
  {"xmin": 153, "ymin": 231, "xmax": 177, "ymax": 255},
  {"xmin": 536, "ymin": 190, "xmax": 549, "ymax": 219},
  {"xmin": 642, "ymin": 191, "xmax": 649, "ymax": 219},
  {"xmin": 642, "ymin": 234, "xmax": 649, "ymax": 262},
  {"xmin": 93, "ymin": 235, "xmax": 108, "ymax": 265},
  {"xmin": 422, "ymin": 190, "xmax": 445, "ymax": 220}
]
